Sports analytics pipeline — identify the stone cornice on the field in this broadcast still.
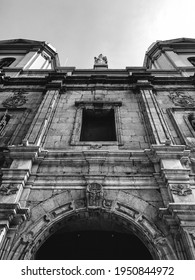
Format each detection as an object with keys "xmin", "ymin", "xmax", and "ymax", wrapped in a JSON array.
[
  {"xmin": 147, "ymin": 145, "xmax": 190, "ymax": 161},
  {"xmin": 7, "ymin": 145, "xmax": 41, "ymax": 161}
]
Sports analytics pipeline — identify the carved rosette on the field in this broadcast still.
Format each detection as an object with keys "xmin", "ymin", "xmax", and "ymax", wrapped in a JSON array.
[
  {"xmin": 2, "ymin": 89, "xmax": 27, "ymax": 108},
  {"xmin": 169, "ymin": 91, "xmax": 195, "ymax": 107},
  {"xmin": 0, "ymin": 183, "xmax": 19, "ymax": 195},
  {"xmin": 86, "ymin": 182, "xmax": 104, "ymax": 209},
  {"xmin": 170, "ymin": 184, "xmax": 192, "ymax": 196}
]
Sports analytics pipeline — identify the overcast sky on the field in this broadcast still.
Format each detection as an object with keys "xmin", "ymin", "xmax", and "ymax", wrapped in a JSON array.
[{"xmin": 1, "ymin": 0, "xmax": 195, "ymax": 68}]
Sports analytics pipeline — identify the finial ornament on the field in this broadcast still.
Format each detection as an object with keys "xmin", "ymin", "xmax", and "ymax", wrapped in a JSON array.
[{"xmin": 94, "ymin": 54, "xmax": 108, "ymax": 65}]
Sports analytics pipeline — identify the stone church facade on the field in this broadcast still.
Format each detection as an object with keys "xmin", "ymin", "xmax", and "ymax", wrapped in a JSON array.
[{"xmin": 0, "ymin": 38, "xmax": 195, "ymax": 259}]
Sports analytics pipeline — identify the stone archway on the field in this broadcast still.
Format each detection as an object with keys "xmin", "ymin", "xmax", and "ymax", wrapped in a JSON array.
[
  {"xmin": 5, "ymin": 190, "xmax": 178, "ymax": 260},
  {"xmin": 35, "ymin": 211, "xmax": 154, "ymax": 260},
  {"xmin": 9, "ymin": 207, "xmax": 177, "ymax": 260}
]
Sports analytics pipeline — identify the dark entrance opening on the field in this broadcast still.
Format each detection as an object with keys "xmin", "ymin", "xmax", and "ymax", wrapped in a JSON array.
[
  {"xmin": 80, "ymin": 108, "xmax": 116, "ymax": 141},
  {"xmin": 35, "ymin": 230, "xmax": 153, "ymax": 260}
]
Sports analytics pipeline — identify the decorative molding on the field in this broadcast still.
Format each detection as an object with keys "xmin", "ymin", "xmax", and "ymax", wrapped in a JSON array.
[
  {"xmin": 0, "ymin": 183, "xmax": 19, "ymax": 195},
  {"xmin": 75, "ymin": 198, "xmax": 86, "ymax": 209},
  {"xmin": 2, "ymin": 89, "xmax": 27, "ymax": 108},
  {"xmin": 102, "ymin": 199, "xmax": 112, "ymax": 209},
  {"xmin": 75, "ymin": 100, "xmax": 122, "ymax": 107},
  {"xmin": 89, "ymin": 144, "xmax": 102, "ymax": 149},
  {"xmin": 43, "ymin": 213, "xmax": 53, "ymax": 222},
  {"xmin": 169, "ymin": 91, "xmax": 195, "ymax": 107},
  {"xmin": 116, "ymin": 203, "xmax": 139, "ymax": 218},
  {"xmin": 52, "ymin": 202, "xmax": 73, "ymax": 217},
  {"xmin": 21, "ymin": 232, "xmax": 34, "ymax": 244},
  {"xmin": 137, "ymin": 215, "xmax": 158, "ymax": 238},
  {"xmin": 170, "ymin": 184, "xmax": 192, "ymax": 196},
  {"xmin": 154, "ymin": 236, "xmax": 167, "ymax": 246}
]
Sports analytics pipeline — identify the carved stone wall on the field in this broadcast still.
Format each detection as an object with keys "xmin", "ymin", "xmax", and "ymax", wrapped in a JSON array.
[{"xmin": 1, "ymin": 38, "xmax": 195, "ymax": 260}]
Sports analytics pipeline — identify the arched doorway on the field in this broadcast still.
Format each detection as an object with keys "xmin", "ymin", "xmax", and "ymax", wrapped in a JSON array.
[
  {"xmin": 34, "ymin": 211, "xmax": 154, "ymax": 260},
  {"xmin": 35, "ymin": 229, "xmax": 153, "ymax": 260}
]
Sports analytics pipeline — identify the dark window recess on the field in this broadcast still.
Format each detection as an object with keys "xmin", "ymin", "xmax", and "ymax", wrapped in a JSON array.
[
  {"xmin": 188, "ymin": 57, "xmax": 195, "ymax": 67},
  {"xmin": 80, "ymin": 108, "xmax": 116, "ymax": 141},
  {"xmin": 0, "ymin": 57, "xmax": 16, "ymax": 68}
]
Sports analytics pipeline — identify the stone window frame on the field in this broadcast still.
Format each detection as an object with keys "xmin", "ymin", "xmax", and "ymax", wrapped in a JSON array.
[
  {"xmin": 70, "ymin": 100, "xmax": 123, "ymax": 146},
  {"xmin": 167, "ymin": 107, "xmax": 195, "ymax": 145}
]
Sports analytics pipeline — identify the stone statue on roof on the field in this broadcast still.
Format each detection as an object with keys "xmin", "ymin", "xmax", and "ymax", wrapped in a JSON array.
[{"xmin": 94, "ymin": 54, "xmax": 108, "ymax": 65}]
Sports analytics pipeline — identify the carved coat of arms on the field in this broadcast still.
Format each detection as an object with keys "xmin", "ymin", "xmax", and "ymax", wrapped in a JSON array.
[
  {"xmin": 86, "ymin": 182, "xmax": 103, "ymax": 209},
  {"xmin": 2, "ymin": 89, "xmax": 27, "ymax": 108},
  {"xmin": 169, "ymin": 91, "xmax": 195, "ymax": 107}
]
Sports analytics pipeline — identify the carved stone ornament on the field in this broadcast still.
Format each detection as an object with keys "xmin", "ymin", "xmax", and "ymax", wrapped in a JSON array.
[
  {"xmin": 170, "ymin": 184, "xmax": 192, "ymax": 196},
  {"xmin": 0, "ymin": 183, "xmax": 19, "ymax": 195},
  {"xmin": 169, "ymin": 91, "xmax": 195, "ymax": 107},
  {"xmin": 154, "ymin": 236, "xmax": 167, "ymax": 246},
  {"xmin": 2, "ymin": 89, "xmax": 27, "ymax": 108},
  {"xmin": 86, "ymin": 182, "xmax": 104, "ymax": 209},
  {"xmin": 44, "ymin": 213, "xmax": 53, "ymax": 222},
  {"xmin": 94, "ymin": 54, "xmax": 108, "ymax": 65},
  {"xmin": 90, "ymin": 144, "xmax": 102, "ymax": 149}
]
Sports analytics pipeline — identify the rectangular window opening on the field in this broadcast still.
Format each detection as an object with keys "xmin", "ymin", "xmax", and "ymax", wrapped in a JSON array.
[{"xmin": 80, "ymin": 108, "xmax": 117, "ymax": 141}]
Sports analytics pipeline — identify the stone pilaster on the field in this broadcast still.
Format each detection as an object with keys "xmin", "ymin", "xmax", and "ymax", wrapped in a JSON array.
[
  {"xmin": 165, "ymin": 203, "xmax": 195, "ymax": 259},
  {"xmin": 0, "ymin": 146, "xmax": 40, "ymax": 254},
  {"xmin": 138, "ymin": 80, "xmax": 173, "ymax": 144},
  {"xmin": 24, "ymin": 89, "xmax": 60, "ymax": 146},
  {"xmin": 154, "ymin": 144, "xmax": 195, "ymax": 259}
]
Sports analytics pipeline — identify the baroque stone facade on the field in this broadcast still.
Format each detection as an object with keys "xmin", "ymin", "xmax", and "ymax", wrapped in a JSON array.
[{"xmin": 1, "ymin": 38, "xmax": 195, "ymax": 259}]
